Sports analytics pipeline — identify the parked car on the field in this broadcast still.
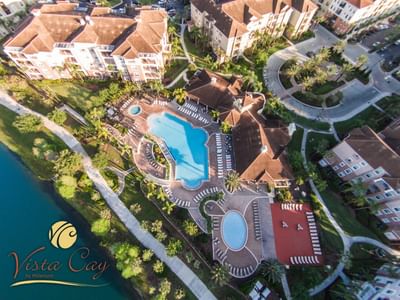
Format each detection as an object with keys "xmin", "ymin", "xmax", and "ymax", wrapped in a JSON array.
[
  {"xmin": 372, "ymin": 41, "xmax": 381, "ymax": 47},
  {"xmin": 394, "ymin": 39, "xmax": 400, "ymax": 46}
]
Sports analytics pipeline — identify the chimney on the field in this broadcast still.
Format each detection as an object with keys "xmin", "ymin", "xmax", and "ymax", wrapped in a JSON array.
[
  {"xmin": 80, "ymin": 18, "xmax": 86, "ymax": 26},
  {"xmin": 31, "ymin": 8, "xmax": 41, "ymax": 17}
]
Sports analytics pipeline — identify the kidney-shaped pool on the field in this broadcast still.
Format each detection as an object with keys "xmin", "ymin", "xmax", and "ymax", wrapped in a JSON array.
[
  {"xmin": 222, "ymin": 211, "xmax": 248, "ymax": 251},
  {"xmin": 147, "ymin": 112, "xmax": 209, "ymax": 189}
]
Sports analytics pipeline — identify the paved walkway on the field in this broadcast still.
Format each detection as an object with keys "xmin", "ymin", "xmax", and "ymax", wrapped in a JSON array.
[
  {"xmin": 0, "ymin": 91, "xmax": 217, "ymax": 300},
  {"xmin": 264, "ymin": 25, "xmax": 398, "ymax": 123},
  {"xmin": 298, "ymin": 128, "xmax": 400, "ymax": 297}
]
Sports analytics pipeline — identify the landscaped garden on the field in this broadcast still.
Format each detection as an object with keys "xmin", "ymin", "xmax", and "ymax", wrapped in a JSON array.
[{"xmin": 279, "ymin": 41, "xmax": 370, "ymax": 107}]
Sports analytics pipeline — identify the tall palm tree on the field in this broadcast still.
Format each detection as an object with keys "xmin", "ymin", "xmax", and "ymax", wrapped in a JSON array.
[
  {"xmin": 285, "ymin": 64, "xmax": 301, "ymax": 78},
  {"xmin": 356, "ymin": 54, "xmax": 368, "ymax": 69},
  {"xmin": 162, "ymin": 201, "xmax": 175, "ymax": 215},
  {"xmin": 315, "ymin": 68, "xmax": 329, "ymax": 85},
  {"xmin": 211, "ymin": 264, "xmax": 229, "ymax": 287},
  {"xmin": 317, "ymin": 47, "xmax": 331, "ymax": 62},
  {"xmin": 225, "ymin": 171, "xmax": 241, "ymax": 193},
  {"xmin": 333, "ymin": 40, "xmax": 347, "ymax": 54},
  {"xmin": 156, "ymin": 187, "xmax": 168, "ymax": 202},
  {"xmin": 260, "ymin": 259, "xmax": 284, "ymax": 284},
  {"xmin": 173, "ymin": 88, "xmax": 187, "ymax": 105},
  {"xmin": 302, "ymin": 76, "xmax": 315, "ymax": 91},
  {"xmin": 338, "ymin": 63, "xmax": 354, "ymax": 81}
]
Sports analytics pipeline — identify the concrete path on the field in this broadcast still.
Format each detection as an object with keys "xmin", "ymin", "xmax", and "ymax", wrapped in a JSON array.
[
  {"xmin": 264, "ymin": 25, "xmax": 398, "ymax": 123},
  {"xmin": 298, "ymin": 128, "xmax": 400, "ymax": 296},
  {"xmin": 0, "ymin": 91, "xmax": 217, "ymax": 300}
]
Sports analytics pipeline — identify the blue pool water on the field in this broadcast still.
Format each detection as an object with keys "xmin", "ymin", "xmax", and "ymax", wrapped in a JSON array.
[
  {"xmin": 129, "ymin": 105, "xmax": 142, "ymax": 115},
  {"xmin": 148, "ymin": 113, "xmax": 209, "ymax": 189},
  {"xmin": 222, "ymin": 211, "xmax": 247, "ymax": 251}
]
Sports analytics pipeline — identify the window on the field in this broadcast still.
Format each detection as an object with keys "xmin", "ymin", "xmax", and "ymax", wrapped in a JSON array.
[
  {"xmin": 338, "ymin": 172, "xmax": 345, "ymax": 177},
  {"xmin": 345, "ymin": 168, "xmax": 352, "ymax": 174},
  {"xmin": 360, "ymin": 161, "xmax": 367, "ymax": 167},
  {"xmin": 383, "ymin": 208, "xmax": 392, "ymax": 214},
  {"xmin": 375, "ymin": 169, "xmax": 382, "ymax": 175},
  {"xmin": 339, "ymin": 162, "xmax": 346, "ymax": 167},
  {"xmin": 365, "ymin": 173, "xmax": 372, "ymax": 178},
  {"xmin": 345, "ymin": 158, "xmax": 352, "ymax": 163},
  {"xmin": 382, "ymin": 218, "xmax": 390, "ymax": 224},
  {"xmin": 392, "ymin": 217, "xmax": 400, "ymax": 222},
  {"xmin": 333, "ymin": 165, "xmax": 339, "ymax": 171},
  {"xmin": 376, "ymin": 195, "xmax": 382, "ymax": 200},
  {"xmin": 352, "ymin": 164, "xmax": 360, "ymax": 170},
  {"xmin": 385, "ymin": 192, "xmax": 393, "ymax": 198}
]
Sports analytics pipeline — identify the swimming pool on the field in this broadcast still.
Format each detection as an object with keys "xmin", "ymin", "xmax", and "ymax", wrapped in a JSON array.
[
  {"xmin": 148, "ymin": 113, "xmax": 209, "ymax": 189},
  {"xmin": 222, "ymin": 211, "xmax": 248, "ymax": 251},
  {"xmin": 129, "ymin": 105, "xmax": 142, "ymax": 115}
]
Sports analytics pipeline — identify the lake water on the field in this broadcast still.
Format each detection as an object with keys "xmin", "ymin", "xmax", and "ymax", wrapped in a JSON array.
[{"xmin": 0, "ymin": 144, "xmax": 138, "ymax": 300}]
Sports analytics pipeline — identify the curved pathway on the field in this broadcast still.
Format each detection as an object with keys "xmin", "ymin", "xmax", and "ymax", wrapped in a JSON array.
[
  {"xmin": 298, "ymin": 128, "xmax": 400, "ymax": 296},
  {"xmin": 264, "ymin": 25, "xmax": 397, "ymax": 122},
  {"xmin": 0, "ymin": 91, "xmax": 217, "ymax": 300}
]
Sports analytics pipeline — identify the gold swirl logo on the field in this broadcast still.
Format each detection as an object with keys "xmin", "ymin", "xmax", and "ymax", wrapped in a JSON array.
[{"xmin": 49, "ymin": 221, "xmax": 77, "ymax": 249}]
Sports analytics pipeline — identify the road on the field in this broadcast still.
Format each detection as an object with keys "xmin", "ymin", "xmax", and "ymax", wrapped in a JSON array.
[
  {"xmin": 0, "ymin": 90, "xmax": 217, "ymax": 300},
  {"xmin": 264, "ymin": 25, "xmax": 400, "ymax": 122}
]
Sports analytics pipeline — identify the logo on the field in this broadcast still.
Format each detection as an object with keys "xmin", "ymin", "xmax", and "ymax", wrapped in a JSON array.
[
  {"xmin": 49, "ymin": 221, "xmax": 77, "ymax": 249},
  {"xmin": 8, "ymin": 220, "xmax": 110, "ymax": 288}
]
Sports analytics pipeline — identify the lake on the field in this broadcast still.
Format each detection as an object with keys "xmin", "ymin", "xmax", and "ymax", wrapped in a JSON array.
[{"xmin": 0, "ymin": 144, "xmax": 139, "ymax": 300}]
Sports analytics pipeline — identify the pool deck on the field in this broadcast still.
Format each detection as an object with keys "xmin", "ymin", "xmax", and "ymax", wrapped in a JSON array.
[{"xmin": 111, "ymin": 96, "xmax": 323, "ymax": 278}]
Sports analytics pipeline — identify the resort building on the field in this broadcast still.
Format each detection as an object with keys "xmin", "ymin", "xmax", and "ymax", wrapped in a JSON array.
[
  {"xmin": 190, "ymin": 0, "xmax": 317, "ymax": 60},
  {"xmin": 312, "ymin": 0, "xmax": 400, "ymax": 35},
  {"xmin": 0, "ymin": 0, "xmax": 35, "ymax": 38},
  {"xmin": 319, "ymin": 121, "xmax": 400, "ymax": 242},
  {"xmin": 356, "ymin": 263, "xmax": 400, "ymax": 299},
  {"xmin": 186, "ymin": 69, "xmax": 294, "ymax": 188},
  {"xmin": 3, "ymin": 2, "xmax": 170, "ymax": 81}
]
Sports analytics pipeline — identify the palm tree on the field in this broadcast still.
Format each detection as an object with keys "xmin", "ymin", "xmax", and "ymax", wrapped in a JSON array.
[
  {"xmin": 156, "ymin": 187, "xmax": 168, "ymax": 202},
  {"xmin": 333, "ymin": 40, "xmax": 347, "ymax": 54},
  {"xmin": 338, "ymin": 63, "xmax": 354, "ymax": 81},
  {"xmin": 173, "ymin": 88, "xmax": 187, "ymax": 105},
  {"xmin": 225, "ymin": 171, "xmax": 241, "ymax": 193},
  {"xmin": 285, "ymin": 64, "xmax": 301, "ymax": 78},
  {"xmin": 356, "ymin": 54, "xmax": 368, "ymax": 69},
  {"xmin": 145, "ymin": 180, "xmax": 157, "ymax": 199},
  {"xmin": 317, "ymin": 47, "xmax": 331, "ymax": 62},
  {"xmin": 220, "ymin": 121, "xmax": 232, "ymax": 134},
  {"xmin": 162, "ymin": 201, "xmax": 175, "ymax": 215},
  {"xmin": 315, "ymin": 68, "xmax": 328, "ymax": 85},
  {"xmin": 260, "ymin": 259, "xmax": 284, "ymax": 284},
  {"xmin": 302, "ymin": 76, "xmax": 315, "ymax": 91},
  {"xmin": 210, "ymin": 110, "xmax": 220, "ymax": 121},
  {"xmin": 211, "ymin": 264, "xmax": 229, "ymax": 287},
  {"xmin": 191, "ymin": 26, "xmax": 201, "ymax": 46},
  {"xmin": 149, "ymin": 80, "xmax": 165, "ymax": 100},
  {"xmin": 344, "ymin": 180, "xmax": 367, "ymax": 197}
]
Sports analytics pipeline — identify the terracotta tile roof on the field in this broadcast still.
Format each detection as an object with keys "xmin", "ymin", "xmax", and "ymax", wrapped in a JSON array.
[
  {"xmin": 191, "ymin": 0, "xmax": 316, "ymax": 38},
  {"xmin": 232, "ymin": 110, "xmax": 293, "ymax": 183},
  {"xmin": 185, "ymin": 69, "xmax": 241, "ymax": 110},
  {"xmin": 345, "ymin": 0, "xmax": 373, "ymax": 9},
  {"xmin": 379, "ymin": 118, "xmax": 400, "ymax": 156},
  {"xmin": 4, "ymin": 3, "xmax": 167, "ymax": 59},
  {"xmin": 345, "ymin": 126, "xmax": 400, "ymax": 178}
]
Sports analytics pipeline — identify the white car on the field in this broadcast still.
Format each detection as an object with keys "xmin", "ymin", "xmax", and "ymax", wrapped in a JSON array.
[{"xmin": 395, "ymin": 39, "xmax": 400, "ymax": 46}]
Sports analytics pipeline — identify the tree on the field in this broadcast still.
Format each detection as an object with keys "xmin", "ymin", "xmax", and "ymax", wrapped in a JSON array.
[
  {"xmin": 317, "ymin": 47, "xmax": 331, "ymax": 62},
  {"xmin": 260, "ymin": 259, "xmax": 284, "ymax": 284},
  {"xmin": 166, "ymin": 239, "xmax": 183, "ymax": 256},
  {"xmin": 78, "ymin": 173, "xmax": 93, "ymax": 191},
  {"xmin": 156, "ymin": 187, "xmax": 168, "ymax": 202},
  {"xmin": 54, "ymin": 149, "xmax": 82, "ymax": 175},
  {"xmin": 173, "ymin": 88, "xmax": 187, "ymax": 105},
  {"xmin": 338, "ymin": 63, "xmax": 354, "ymax": 81},
  {"xmin": 302, "ymin": 76, "xmax": 315, "ymax": 90},
  {"xmin": 356, "ymin": 54, "xmax": 368, "ymax": 69},
  {"xmin": 86, "ymin": 107, "xmax": 105, "ymax": 125},
  {"xmin": 100, "ymin": 208, "xmax": 112, "ymax": 221},
  {"xmin": 13, "ymin": 114, "xmax": 42, "ymax": 133},
  {"xmin": 315, "ymin": 138, "xmax": 330, "ymax": 155},
  {"xmin": 183, "ymin": 220, "xmax": 199, "ymax": 237},
  {"xmin": 130, "ymin": 203, "xmax": 142, "ymax": 214},
  {"xmin": 158, "ymin": 279, "xmax": 172, "ymax": 297},
  {"xmin": 286, "ymin": 64, "xmax": 301, "ymax": 78},
  {"xmin": 314, "ymin": 68, "xmax": 329, "ymax": 85},
  {"xmin": 220, "ymin": 121, "xmax": 232, "ymax": 134},
  {"xmin": 55, "ymin": 175, "xmax": 77, "ymax": 199},
  {"xmin": 333, "ymin": 40, "xmax": 347, "ymax": 53},
  {"xmin": 225, "ymin": 171, "xmax": 241, "ymax": 193},
  {"xmin": 276, "ymin": 189, "xmax": 293, "ymax": 202},
  {"xmin": 211, "ymin": 264, "xmax": 229, "ymax": 287},
  {"xmin": 153, "ymin": 260, "xmax": 164, "ymax": 274},
  {"xmin": 142, "ymin": 249, "xmax": 154, "ymax": 262},
  {"xmin": 162, "ymin": 201, "xmax": 175, "ymax": 215},
  {"xmin": 174, "ymin": 288, "xmax": 186, "ymax": 300},
  {"xmin": 210, "ymin": 110, "xmax": 220, "ymax": 121},
  {"xmin": 92, "ymin": 152, "xmax": 108, "ymax": 169},
  {"xmin": 91, "ymin": 218, "xmax": 111, "ymax": 236},
  {"xmin": 47, "ymin": 109, "xmax": 67, "ymax": 125},
  {"xmin": 151, "ymin": 219, "xmax": 163, "ymax": 234}
]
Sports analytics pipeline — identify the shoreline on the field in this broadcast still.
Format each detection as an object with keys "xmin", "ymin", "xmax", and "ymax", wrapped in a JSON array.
[{"xmin": 0, "ymin": 143, "xmax": 142, "ymax": 300}]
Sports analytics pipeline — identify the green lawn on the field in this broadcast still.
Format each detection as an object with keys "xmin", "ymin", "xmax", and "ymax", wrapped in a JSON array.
[
  {"xmin": 311, "ymin": 81, "xmax": 345, "ymax": 95},
  {"xmin": 306, "ymin": 132, "xmax": 337, "ymax": 162},
  {"xmin": 0, "ymin": 105, "xmax": 65, "ymax": 179},
  {"xmin": 376, "ymin": 94, "xmax": 400, "ymax": 118},
  {"xmin": 164, "ymin": 60, "xmax": 188, "ymax": 84},
  {"xmin": 35, "ymin": 81, "xmax": 99, "ymax": 113},
  {"xmin": 334, "ymin": 106, "xmax": 392, "ymax": 139},
  {"xmin": 320, "ymin": 190, "xmax": 378, "ymax": 239},
  {"xmin": 288, "ymin": 126, "xmax": 304, "ymax": 153},
  {"xmin": 288, "ymin": 111, "xmax": 331, "ymax": 131},
  {"xmin": 293, "ymin": 91, "xmax": 323, "ymax": 107}
]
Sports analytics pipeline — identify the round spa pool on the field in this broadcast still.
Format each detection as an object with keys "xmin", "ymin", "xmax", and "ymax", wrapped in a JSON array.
[
  {"xmin": 222, "ymin": 211, "xmax": 248, "ymax": 251},
  {"xmin": 129, "ymin": 105, "xmax": 142, "ymax": 116}
]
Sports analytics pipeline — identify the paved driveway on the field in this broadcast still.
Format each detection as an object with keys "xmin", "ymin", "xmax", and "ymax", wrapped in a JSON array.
[{"xmin": 264, "ymin": 25, "xmax": 399, "ymax": 123}]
